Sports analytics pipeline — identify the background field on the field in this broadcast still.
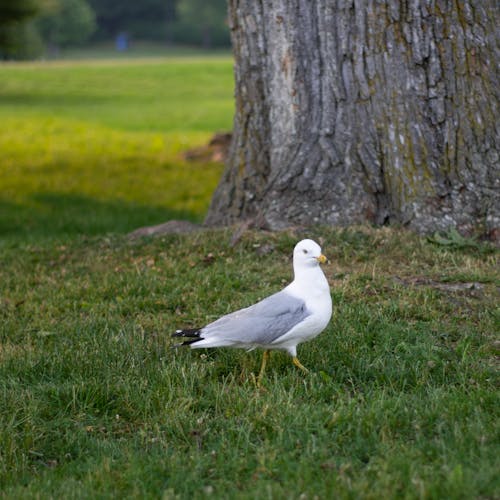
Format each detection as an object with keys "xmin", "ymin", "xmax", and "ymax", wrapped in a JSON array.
[
  {"xmin": 0, "ymin": 56, "xmax": 498, "ymax": 499},
  {"xmin": 0, "ymin": 56, "xmax": 232, "ymax": 241}
]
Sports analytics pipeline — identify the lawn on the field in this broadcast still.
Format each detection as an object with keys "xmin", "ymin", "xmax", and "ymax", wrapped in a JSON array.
[
  {"xmin": 48, "ymin": 41, "xmax": 232, "ymax": 61},
  {"xmin": 0, "ymin": 56, "xmax": 233, "ymax": 241},
  {"xmin": 0, "ymin": 56, "xmax": 499, "ymax": 499}
]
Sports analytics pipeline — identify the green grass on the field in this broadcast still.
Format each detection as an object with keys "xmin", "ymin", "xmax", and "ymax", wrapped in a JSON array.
[
  {"xmin": 48, "ymin": 41, "xmax": 232, "ymax": 61},
  {"xmin": 0, "ymin": 229, "xmax": 498, "ymax": 498},
  {"xmin": 0, "ymin": 57, "xmax": 233, "ymax": 241},
  {"xmin": 0, "ymin": 58, "xmax": 499, "ymax": 498}
]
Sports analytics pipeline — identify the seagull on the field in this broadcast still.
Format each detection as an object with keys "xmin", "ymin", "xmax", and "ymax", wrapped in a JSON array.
[{"xmin": 172, "ymin": 239, "xmax": 332, "ymax": 385}]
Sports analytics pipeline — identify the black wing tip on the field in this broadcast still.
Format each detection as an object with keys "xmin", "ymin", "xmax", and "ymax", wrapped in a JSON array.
[{"xmin": 172, "ymin": 328, "xmax": 202, "ymax": 338}]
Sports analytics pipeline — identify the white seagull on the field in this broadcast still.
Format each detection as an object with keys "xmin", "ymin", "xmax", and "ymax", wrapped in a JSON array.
[{"xmin": 173, "ymin": 239, "xmax": 332, "ymax": 384}]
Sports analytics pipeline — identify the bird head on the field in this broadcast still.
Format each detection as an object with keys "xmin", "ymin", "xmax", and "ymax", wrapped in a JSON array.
[{"xmin": 293, "ymin": 239, "xmax": 327, "ymax": 268}]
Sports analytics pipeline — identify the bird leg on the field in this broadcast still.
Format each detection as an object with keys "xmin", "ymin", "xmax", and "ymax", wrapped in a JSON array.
[
  {"xmin": 256, "ymin": 350, "xmax": 270, "ymax": 386},
  {"xmin": 292, "ymin": 356, "xmax": 309, "ymax": 373}
]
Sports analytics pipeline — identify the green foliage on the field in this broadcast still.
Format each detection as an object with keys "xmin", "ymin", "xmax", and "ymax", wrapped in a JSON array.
[
  {"xmin": 87, "ymin": 0, "xmax": 175, "ymax": 41},
  {"xmin": 0, "ymin": 0, "xmax": 42, "ymax": 24},
  {"xmin": 1, "ymin": 0, "xmax": 230, "ymax": 58},
  {"xmin": 36, "ymin": 0, "xmax": 96, "ymax": 48},
  {"xmin": 0, "ymin": 19, "xmax": 45, "ymax": 59},
  {"xmin": 0, "ymin": 0, "xmax": 47, "ymax": 59},
  {"xmin": 87, "ymin": 0, "xmax": 229, "ymax": 47},
  {"xmin": 0, "ymin": 0, "xmax": 96, "ymax": 58},
  {"xmin": 172, "ymin": 0, "xmax": 229, "ymax": 48}
]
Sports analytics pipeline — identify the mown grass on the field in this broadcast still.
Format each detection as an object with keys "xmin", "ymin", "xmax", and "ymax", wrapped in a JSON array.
[
  {"xmin": 49, "ymin": 42, "xmax": 232, "ymax": 61},
  {"xmin": 0, "ymin": 57, "xmax": 233, "ymax": 241},
  {"xmin": 1, "ymin": 58, "xmax": 499, "ymax": 498},
  {"xmin": 0, "ymin": 228, "xmax": 498, "ymax": 498}
]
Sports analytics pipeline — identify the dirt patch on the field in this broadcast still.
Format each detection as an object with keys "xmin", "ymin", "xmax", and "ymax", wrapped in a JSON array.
[{"xmin": 183, "ymin": 132, "xmax": 232, "ymax": 163}]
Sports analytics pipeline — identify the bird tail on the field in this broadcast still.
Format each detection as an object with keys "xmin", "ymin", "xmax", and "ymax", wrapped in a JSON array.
[{"xmin": 171, "ymin": 328, "xmax": 203, "ymax": 348}]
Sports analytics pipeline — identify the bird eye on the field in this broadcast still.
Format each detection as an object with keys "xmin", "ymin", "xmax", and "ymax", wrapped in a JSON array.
[{"xmin": 302, "ymin": 249, "xmax": 308, "ymax": 254}]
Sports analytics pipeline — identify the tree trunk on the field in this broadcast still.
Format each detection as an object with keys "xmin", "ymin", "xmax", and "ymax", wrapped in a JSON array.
[{"xmin": 205, "ymin": 0, "xmax": 499, "ymax": 240}]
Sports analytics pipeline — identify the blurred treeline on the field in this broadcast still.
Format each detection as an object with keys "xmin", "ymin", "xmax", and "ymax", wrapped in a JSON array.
[{"xmin": 0, "ymin": 0, "xmax": 229, "ymax": 59}]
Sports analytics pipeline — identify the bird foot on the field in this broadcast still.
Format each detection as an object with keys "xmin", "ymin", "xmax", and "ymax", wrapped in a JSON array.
[{"xmin": 292, "ymin": 356, "xmax": 309, "ymax": 373}]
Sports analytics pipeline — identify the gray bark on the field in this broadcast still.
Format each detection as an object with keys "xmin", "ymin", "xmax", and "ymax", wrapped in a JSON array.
[{"xmin": 205, "ymin": 0, "xmax": 500, "ymax": 240}]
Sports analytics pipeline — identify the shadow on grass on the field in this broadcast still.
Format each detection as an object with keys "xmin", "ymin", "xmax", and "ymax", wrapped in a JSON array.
[{"xmin": 0, "ymin": 192, "xmax": 199, "ymax": 240}]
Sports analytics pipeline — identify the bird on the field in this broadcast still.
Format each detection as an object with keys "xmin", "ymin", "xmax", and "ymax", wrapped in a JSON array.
[{"xmin": 172, "ymin": 239, "xmax": 332, "ymax": 385}]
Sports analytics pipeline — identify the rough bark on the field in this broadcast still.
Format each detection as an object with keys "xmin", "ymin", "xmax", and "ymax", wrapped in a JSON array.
[{"xmin": 205, "ymin": 0, "xmax": 500, "ymax": 239}]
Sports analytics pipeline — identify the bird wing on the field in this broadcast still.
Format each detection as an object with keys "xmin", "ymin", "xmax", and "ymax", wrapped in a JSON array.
[{"xmin": 198, "ymin": 290, "xmax": 311, "ymax": 346}]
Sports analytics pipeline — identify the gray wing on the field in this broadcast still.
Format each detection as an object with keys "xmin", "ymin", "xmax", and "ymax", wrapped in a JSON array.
[{"xmin": 201, "ymin": 290, "xmax": 311, "ymax": 345}]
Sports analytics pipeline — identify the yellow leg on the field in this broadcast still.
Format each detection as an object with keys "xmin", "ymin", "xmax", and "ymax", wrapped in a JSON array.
[
  {"xmin": 256, "ymin": 350, "xmax": 270, "ymax": 387},
  {"xmin": 292, "ymin": 356, "xmax": 309, "ymax": 373}
]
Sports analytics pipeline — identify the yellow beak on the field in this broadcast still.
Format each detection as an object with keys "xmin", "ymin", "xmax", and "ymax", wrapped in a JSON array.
[{"xmin": 316, "ymin": 254, "xmax": 327, "ymax": 264}]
